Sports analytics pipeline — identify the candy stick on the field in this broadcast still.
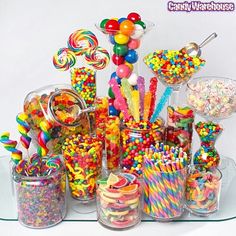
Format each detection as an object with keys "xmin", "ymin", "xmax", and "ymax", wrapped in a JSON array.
[
  {"xmin": 0, "ymin": 132, "xmax": 22, "ymax": 164},
  {"xmin": 150, "ymin": 87, "xmax": 173, "ymax": 123},
  {"xmin": 143, "ymin": 91, "xmax": 152, "ymax": 121},
  {"xmin": 149, "ymin": 77, "xmax": 158, "ymax": 118},
  {"xmin": 16, "ymin": 113, "xmax": 31, "ymax": 154},
  {"xmin": 137, "ymin": 76, "xmax": 145, "ymax": 118},
  {"xmin": 37, "ymin": 121, "xmax": 52, "ymax": 157},
  {"xmin": 109, "ymin": 78, "xmax": 130, "ymax": 120},
  {"xmin": 121, "ymin": 79, "xmax": 134, "ymax": 117},
  {"xmin": 131, "ymin": 90, "xmax": 140, "ymax": 122}
]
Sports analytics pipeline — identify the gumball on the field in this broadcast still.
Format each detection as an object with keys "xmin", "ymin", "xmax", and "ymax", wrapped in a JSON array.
[
  {"xmin": 110, "ymin": 72, "xmax": 121, "ymax": 84},
  {"xmin": 109, "ymin": 35, "xmax": 116, "ymax": 45},
  {"xmin": 118, "ymin": 17, "xmax": 127, "ymax": 24},
  {"xmin": 114, "ymin": 33, "xmax": 129, "ymax": 44},
  {"xmin": 108, "ymin": 98, "xmax": 115, "ymax": 106},
  {"xmin": 127, "ymin": 72, "xmax": 138, "ymax": 85},
  {"xmin": 127, "ymin": 12, "xmax": 141, "ymax": 23},
  {"xmin": 135, "ymin": 20, "xmax": 146, "ymax": 29},
  {"xmin": 128, "ymin": 38, "xmax": 140, "ymax": 49},
  {"xmin": 108, "ymin": 87, "xmax": 115, "ymax": 99},
  {"xmin": 112, "ymin": 54, "xmax": 125, "ymax": 65},
  {"xmin": 113, "ymin": 44, "xmax": 128, "ymax": 56},
  {"xmin": 120, "ymin": 20, "xmax": 135, "ymax": 36},
  {"xmin": 113, "ymin": 98, "xmax": 122, "ymax": 110},
  {"xmin": 109, "ymin": 105, "xmax": 119, "ymax": 116},
  {"xmin": 100, "ymin": 18, "xmax": 109, "ymax": 29},
  {"xmin": 105, "ymin": 19, "xmax": 120, "ymax": 34},
  {"xmin": 116, "ymin": 64, "xmax": 131, "ymax": 78},
  {"xmin": 124, "ymin": 62, "xmax": 134, "ymax": 71},
  {"xmin": 125, "ymin": 49, "xmax": 138, "ymax": 64},
  {"xmin": 131, "ymin": 24, "xmax": 144, "ymax": 39}
]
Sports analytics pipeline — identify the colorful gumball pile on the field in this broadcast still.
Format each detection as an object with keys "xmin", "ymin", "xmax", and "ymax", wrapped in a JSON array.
[
  {"xmin": 99, "ymin": 12, "xmax": 147, "ymax": 116},
  {"xmin": 97, "ymin": 172, "xmax": 142, "ymax": 229}
]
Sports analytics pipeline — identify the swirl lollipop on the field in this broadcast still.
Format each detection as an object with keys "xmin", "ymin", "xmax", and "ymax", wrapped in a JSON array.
[
  {"xmin": 37, "ymin": 121, "xmax": 52, "ymax": 157},
  {"xmin": 53, "ymin": 47, "xmax": 76, "ymax": 71},
  {"xmin": 84, "ymin": 46, "xmax": 110, "ymax": 70},
  {"xmin": 68, "ymin": 29, "xmax": 98, "ymax": 56},
  {"xmin": 0, "ymin": 132, "xmax": 22, "ymax": 164},
  {"xmin": 16, "ymin": 113, "xmax": 31, "ymax": 150}
]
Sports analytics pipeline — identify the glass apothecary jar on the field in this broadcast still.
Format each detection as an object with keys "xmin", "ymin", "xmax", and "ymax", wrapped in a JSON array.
[
  {"xmin": 12, "ymin": 157, "xmax": 66, "ymax": 228},
  {"xmin": 96, "ymin": 172, "xmax": 142, "ymax": 230},
  {"xmin": 24, "ymin": 84, "xmax": 92, "ymax": 154},
  {"xmin": 121, "ymin": 118, "xmax": 165, "ymax": 177}
]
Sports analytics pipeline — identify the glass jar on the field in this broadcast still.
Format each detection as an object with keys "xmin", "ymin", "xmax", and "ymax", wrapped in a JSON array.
[
  {"xmin": 143, "ymin": 157, "xmax": 187, "ymax": 221},
  {"xmin": 185, "ymin": 165, "xmax": 222, "ymax": 216},
  {"xmin": 121, "ymin": 119, "xmax": 164, "ymax": 177},
  {"xmin": 24, "ymin": 84, "xmax": 91, "ymax": 154},
  {"xmin": 62, "ymin": 134, "xmax": 103, "ymax": 202},
  {"xmin": 96, "ymin": 173, "xmax": 142, "ymax": 230},
  {"xmin": 12, "ymin": 158, "xmax": 66, "ymax": 228}
]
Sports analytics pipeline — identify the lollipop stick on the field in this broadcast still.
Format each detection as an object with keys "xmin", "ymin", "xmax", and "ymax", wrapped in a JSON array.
[{"xmin": 150, "ymin": 87, "xmax": 173, "ymax": 123}]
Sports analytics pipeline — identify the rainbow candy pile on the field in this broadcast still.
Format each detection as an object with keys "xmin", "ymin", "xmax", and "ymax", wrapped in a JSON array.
[{"xmin": 143, "ymin": 143, "xmax": 188, "ymax": 220}]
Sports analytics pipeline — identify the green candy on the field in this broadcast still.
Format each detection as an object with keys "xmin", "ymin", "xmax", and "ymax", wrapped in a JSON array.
[
  {"xmin": 113, "ymin": 44, "xmax": 128, "ymax": 56},
  {"xmin": 100, "ymin": 19, "xmax": 109, "ymax": 29},
  {"xmin": 108, "ymin": 87, "xmax": 115, "ymax": 99},
  {"xmin": 135, "ymin": 20, "xmax": 146, "ymax": 29}
]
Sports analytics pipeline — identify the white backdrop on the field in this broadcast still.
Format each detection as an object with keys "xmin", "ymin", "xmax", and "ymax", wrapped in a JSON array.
[{"xmin": 0, "ymin": 0, "xmax": 236, "ymax": 160}]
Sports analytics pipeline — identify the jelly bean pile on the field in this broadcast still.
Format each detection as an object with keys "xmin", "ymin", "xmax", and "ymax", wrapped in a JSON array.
[
  {"xmin": 97, "ymin": 173, "xmax": 141, "ymax": 229},
  {"xmin": 62, "ymin": 134, "xmax": 103, "ymax": 201}
]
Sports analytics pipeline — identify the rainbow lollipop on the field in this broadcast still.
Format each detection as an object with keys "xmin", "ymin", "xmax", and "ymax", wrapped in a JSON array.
[{"xmin": 0, "ymin": 132, "xmax": 22, "ymax": 164}]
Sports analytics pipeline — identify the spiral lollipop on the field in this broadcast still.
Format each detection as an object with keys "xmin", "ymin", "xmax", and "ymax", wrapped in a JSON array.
[
  {"xmin": 84, "ymin": 46, "xmax": 110, "ymax": 70},
  {"xmin": 68, "ymin": 29, "xmax": 98, "ymax": 56},
  {"xmin": 16, "ymin": 113, "xmax": 31, "ymax": 150},
  {"xmin": 0, "ymin": 132, "xmax": 22, "ymax": 164},
  {"xmin": 53, "ymin": 47, "xmax": 76, "ymax": 71},
  {"xmin": 37, "ymin": 121, "xmax": 52, "ymax": 157}
]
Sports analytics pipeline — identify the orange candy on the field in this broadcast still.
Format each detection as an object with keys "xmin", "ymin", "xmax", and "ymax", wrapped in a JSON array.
[{"xmin": 120, "ymin": 20, "xmax": 135, "ymax": 36}]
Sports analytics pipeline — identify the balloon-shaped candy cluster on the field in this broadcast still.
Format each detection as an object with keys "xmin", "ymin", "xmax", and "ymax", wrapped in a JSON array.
[{"xmin": 99, "ymin": 12, "xmax": 147, "ymax": 116}]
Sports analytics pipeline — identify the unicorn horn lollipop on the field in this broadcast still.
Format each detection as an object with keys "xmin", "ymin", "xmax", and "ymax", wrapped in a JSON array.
[
  {"xmin": 16, "ymin": 113, "xmax": 31, "ymax": 152},
  {"xmin": 37, "ymin": 120, "xmax": 52, "ymax": 157},
  {"xmin": 0, "ymin": 132, "xmax": 22, "ymax": 164}
]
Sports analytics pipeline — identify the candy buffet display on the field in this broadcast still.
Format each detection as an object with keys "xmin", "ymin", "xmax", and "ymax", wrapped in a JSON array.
[
  {"xmin": 143, "ymin": 143, "xmax": 188, "ymax": 220},
  {"xmin": 187, "ymin": 77, "xmax": 236, "ymax": 167},
  {"xmin": 1, "ymin": 11, "xmax": 236, "ymax": 230},
  {"xmin": 185, "ymin": 165, "xmax": 222, "ymax": 216},
  {"xmin": 96, "ymin": 173, "xmax": 142, "ymax": 229}
]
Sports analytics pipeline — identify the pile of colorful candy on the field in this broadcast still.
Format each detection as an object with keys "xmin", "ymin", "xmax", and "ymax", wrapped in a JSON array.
[
  {"xmin": 13, "ymin": 164, "xmax": 66, "ymax": 228},
  {"xmin": 62, "ymin": 134, "xmax": 103, "ymax": 201},
  {"xmin": 194, "ymin": 121, "xmax": 223, "ymax": 168},
  {"xmin": 99, "ymin": 12, "xmax": 148, "ymax": 115},
  {"xmin": 185, "ymin": 165, "xmax": 222, "ymax": 216},
  {"xmin": 143, "ymin": 143, "xmax": 188, "ymax": 220},
  {"xmin": 97, "ymin": 173, "xmax": 142, "ymax": 229},
  {"xmin": 187, "ymin": 78, "xmax": 236, "ymax": 119},
  {"xmin": 24, "ymin": 86, "xmax": 90, "ymax": 154},
  {"xmin": 165, "ymin": 106, "xmax": 194, "ymax": 162},
  {"xmin": 144, "ymin": 50, "xmax": 206, "ymax": 86},
  {"xmin": 121, "ymin": 119, "xmax": 164, "ymax": 177}
]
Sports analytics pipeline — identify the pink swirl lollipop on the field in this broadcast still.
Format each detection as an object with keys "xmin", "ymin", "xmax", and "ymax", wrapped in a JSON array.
[
  {"xmin": 68, "ymin": 29, "xmax": 98, "ymax": 56},
  {"xmin": 85, "ymin": 46, "xmax": 110, "ymax": 70},
  {"xmin": 53, "ymin": 47, "xmax": 76, "ymax": 71}
]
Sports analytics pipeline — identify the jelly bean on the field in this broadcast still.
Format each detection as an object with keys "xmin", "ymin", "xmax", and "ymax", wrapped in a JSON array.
[
  {"xmin": 113, "ymin": 44, "xmax": 128, "ymax": 56},
  {"xmin": 100, "ymin": 18, "xmax": 109, "ymax": 29},
  {"xmin": 110, "ymin": 71, "xmax": 122, "ymax": 84},
  {"xmin": 118, "ymin": 17, "xmax": 127, "ymax": 24},
  {"xmin": 128, "ymin": 39, "xmax": 140, "ymax": 49}
]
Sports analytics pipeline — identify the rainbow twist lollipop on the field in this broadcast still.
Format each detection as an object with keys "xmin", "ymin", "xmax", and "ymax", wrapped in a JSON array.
[
  {"xmin": 68, "ymin": 29, "xmax": 98, "ymax": 56},
  {"xmin": 16, "ymin": 113, "xmax": 31, "ymax": 150},
  {"xmin": 37, "ymin": 121, "xmax": 52, "ymax": 157},
  {"xmin": 53, "ymin": 47, "xmax": 77, "ymax": 71},
  {"xmin": 0, "ymin": 132, "xmax": 22, "ymax": 164}
]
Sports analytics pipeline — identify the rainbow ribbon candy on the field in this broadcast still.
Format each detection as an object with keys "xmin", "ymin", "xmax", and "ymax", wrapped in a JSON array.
[
  {"xmin": 0, "ymin": 132, "xmax": 22, "ymax": 164},
  {"xmin": 37, "ymin": 121, "xmax": 52, "ymax": 157},
  {"xmin": 16, "ymin": 113, "xmax": 31, "ymax": 150}
]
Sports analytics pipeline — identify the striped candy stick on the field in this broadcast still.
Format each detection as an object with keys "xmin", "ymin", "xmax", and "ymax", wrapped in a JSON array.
[{"xmin": 0, "ymin": 132, "xmax": 22, "ymax": 164}]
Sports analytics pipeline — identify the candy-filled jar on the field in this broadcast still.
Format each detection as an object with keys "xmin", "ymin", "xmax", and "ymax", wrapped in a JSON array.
[
  {"xmin": 96, "ymin": 173, "xmax": 142, "ymax": 230},
  {"xmin": 121, "ymin": 119, "xmax": 164, "ymax": 177},
  {"xmin": 24, "ymin": 84, "xmax": 91, "ymax": 154},
  {"xmin": 185, "ymin": 165, "xmax": 222, "ymax": 216},
  {"xmin": 12, "ymin": 156, "xmax": 66, "ymax": 228},
  {"xmin": 62, "ymin": 134, "xmax": 103, "ymax": 202}
]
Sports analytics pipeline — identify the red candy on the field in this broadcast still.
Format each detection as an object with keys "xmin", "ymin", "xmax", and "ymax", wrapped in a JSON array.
[
  {"xmin": 127, "ymin": 12, "xmax": 141, "ymax": 23},
  {"xmin": 112, "ymin": 54, "xmax": 125, "ymax": 65},
  {"xmin": 105, "ymin": 19, "xmax": 120, "ymax": 34}
]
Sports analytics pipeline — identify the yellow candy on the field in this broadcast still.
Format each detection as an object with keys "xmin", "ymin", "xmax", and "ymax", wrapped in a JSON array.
[{"xmin": 114, "ymin": 33, "xmax": 129, "ymax": 44}]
